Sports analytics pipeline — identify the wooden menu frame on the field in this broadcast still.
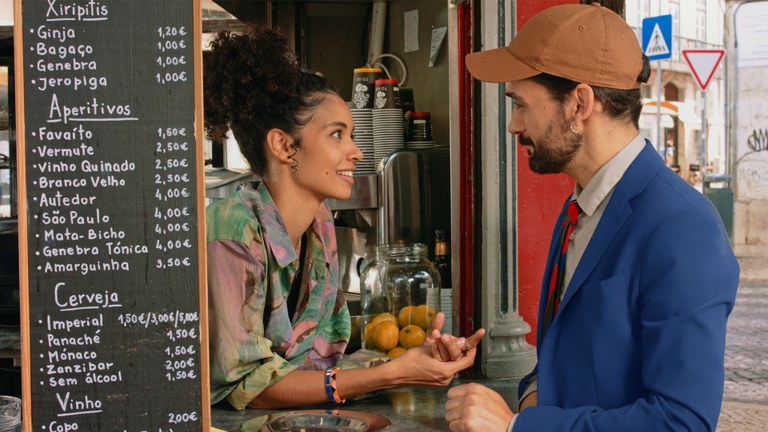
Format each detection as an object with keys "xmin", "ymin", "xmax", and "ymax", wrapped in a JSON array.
[{"xmin": 13, "ymin": 0, "xmax": 210, "ymax": 430}]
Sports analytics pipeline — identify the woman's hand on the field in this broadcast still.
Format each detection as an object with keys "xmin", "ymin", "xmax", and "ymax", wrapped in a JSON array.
[
  {"xmin": 425, "ymin": 314, "xmax": 486, "ymax": 362},
  {"xmin": 341, "ymin": 312, "xmax": 486, "ymax": 390},
  {"xmin": 385, "ymin": 343, "xmax": 478, "ymax": 387}
]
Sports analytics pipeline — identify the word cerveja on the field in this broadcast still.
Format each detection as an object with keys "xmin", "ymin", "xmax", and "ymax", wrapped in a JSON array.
[{"xmin": 54, "ymin": 282, "xmax": 119, "ymax": 309}]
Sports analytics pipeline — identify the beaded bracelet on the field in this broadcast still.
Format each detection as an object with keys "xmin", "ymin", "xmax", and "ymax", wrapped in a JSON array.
[{"xmin": 324, "ymin": 367, "xmax": 346, "ymax": 404}]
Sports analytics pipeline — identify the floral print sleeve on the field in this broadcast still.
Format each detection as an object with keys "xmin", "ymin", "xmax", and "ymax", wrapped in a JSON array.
[{"xmin": 207, "ymin": 182, "xmax": 350, "ymax": 409}]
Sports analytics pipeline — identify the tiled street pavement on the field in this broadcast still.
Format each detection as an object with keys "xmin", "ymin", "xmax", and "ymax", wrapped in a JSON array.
[{"xmin": 717, "ymin": 284, "xmax": 768, "ymax": 431}]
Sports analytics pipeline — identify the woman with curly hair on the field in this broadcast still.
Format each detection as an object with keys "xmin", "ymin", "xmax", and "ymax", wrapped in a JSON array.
[{"xmin": 204, "ymin": 24, "xmax": 481, "ymax": 411}]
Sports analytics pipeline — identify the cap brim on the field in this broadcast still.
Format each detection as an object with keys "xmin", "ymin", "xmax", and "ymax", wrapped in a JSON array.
[{"xmin": 465, "ymin": 46, "xmax": 541, "ymax": 83}]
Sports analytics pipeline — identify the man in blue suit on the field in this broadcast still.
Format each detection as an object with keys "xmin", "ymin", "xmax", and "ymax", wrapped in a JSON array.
[{"xmin": 444, "ymin": 3, "xmax": 739, "ymax": 431}]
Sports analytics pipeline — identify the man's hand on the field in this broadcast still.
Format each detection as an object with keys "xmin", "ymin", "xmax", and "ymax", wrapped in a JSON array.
[{"xmin": 445, "ymin": 383, "xmax": 515, "ymax": 432}]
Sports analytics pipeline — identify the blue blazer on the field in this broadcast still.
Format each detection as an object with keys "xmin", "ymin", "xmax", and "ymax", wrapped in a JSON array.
[{"xmin": 514, "ymin": 142, "xmax": 739, "ymax": 431}]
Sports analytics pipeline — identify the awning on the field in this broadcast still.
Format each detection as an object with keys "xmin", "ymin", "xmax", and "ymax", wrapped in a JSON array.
[
  {"xmin": 642, "ymin": 100, "xmax": 678, "ymax": 116},
  {"xmin": 640, "ymin": 100, "xmax": 702, "ymax": 130}
]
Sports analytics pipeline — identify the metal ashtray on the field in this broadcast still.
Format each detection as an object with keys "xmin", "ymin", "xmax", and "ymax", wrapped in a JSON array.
[{"xmin": 258, "ymin": 409, "xmax": 390, "ymax": 432}]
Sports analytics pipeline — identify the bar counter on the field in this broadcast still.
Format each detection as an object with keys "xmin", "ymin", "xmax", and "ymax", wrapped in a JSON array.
[{"xmin": 211, "ymin": 376, "xmax": 521, "ymax": 431}]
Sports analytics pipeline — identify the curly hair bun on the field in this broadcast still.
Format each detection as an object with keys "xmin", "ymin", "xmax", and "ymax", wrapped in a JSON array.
[{"xmin": 203, "ymin": 24, "xmax": 302, "ymax": 144}]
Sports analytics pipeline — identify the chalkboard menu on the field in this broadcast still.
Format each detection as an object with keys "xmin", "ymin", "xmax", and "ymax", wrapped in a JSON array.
[{"xmin": 16, "ymin": 0, "xmax": 208, "ymax": 430}]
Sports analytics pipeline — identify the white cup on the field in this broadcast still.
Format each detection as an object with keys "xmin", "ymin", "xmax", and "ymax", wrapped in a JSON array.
[{"xmin": 0, "ymin": 396, "xmax": 21, "ymax": 432}]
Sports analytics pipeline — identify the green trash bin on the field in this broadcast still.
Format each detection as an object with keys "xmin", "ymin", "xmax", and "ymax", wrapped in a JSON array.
[{"xmin": 703, "ymin": 175, "xmax": 733, "ymax": 238}]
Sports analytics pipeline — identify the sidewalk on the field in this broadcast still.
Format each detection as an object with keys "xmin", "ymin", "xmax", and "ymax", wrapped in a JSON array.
[
  {"xmin": 716, "ymin": 259, "xmax": 768, "ymax": 432},
  {"xmin": 719, "ymin": 402, "xmax": 768, "ymax": 432}
]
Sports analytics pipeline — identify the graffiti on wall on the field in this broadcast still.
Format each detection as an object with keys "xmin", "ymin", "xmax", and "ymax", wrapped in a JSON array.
[
  {"xmin": 736, "ymin": 127, "xmax": 768, "ymax": 199},
  {"xmin": 747, "ymin": 128, "xmax": 768, "ymax": 153},
  {"xmin": 739, "ymin": 165, "xmax": 768, "ymax": 192}
]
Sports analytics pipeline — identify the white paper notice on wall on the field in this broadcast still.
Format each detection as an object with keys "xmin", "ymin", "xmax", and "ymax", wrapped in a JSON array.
[
  {"xmin": 404, "ymin": 9, "xmax": 419, "ymax": 53},
  {"xmin": 429, "ymin": 26, "xmax": 448, "ymax": 67},
  {"xmin": 735, "ymin": 1, "xmax": 768, "ymax": 68}
]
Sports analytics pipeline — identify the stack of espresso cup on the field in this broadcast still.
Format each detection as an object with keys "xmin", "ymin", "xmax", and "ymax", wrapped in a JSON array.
[
  {"xmin": 399, "ymin": 87, "xmax": 416, "ymax": 139},
  {"xmin": 372, "ymin": 78, "xmax": 405, "ymax": 164},
  {"xmin": 405, "ymin": 111, "xmax": 435, "ymax": 149},
  {"xmin": 350, "ymin": 67, "xmax": 380, "ymax": 175}
]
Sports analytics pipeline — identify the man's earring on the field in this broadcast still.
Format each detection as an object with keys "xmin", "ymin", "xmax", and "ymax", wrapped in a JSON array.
[{"xmin": 569, "ymin": 122, "xmax": 582, "ymax": 135}]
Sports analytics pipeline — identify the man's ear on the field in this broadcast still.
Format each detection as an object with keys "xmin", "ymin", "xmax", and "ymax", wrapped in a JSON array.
[
  {"xmin": 265, "ymin": 128, "xmax": 296, "ymax": 163},
  {"xmin": 571, "ymin": 84, "xmax": 595, "ymax": 127}
]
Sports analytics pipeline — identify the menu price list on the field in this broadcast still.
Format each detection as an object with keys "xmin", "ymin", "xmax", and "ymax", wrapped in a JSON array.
[{"xmin": 22, "ymin": 1, "xmax": 202, "ymax": 431}]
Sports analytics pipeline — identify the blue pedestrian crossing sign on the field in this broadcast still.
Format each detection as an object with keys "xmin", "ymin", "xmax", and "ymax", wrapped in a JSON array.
[{"xmin": 642, "ymin": 14, "xmax": 673, "ymax": 61}]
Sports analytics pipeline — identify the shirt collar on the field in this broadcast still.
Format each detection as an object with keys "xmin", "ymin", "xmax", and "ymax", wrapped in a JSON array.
[
  {"xmin": 252, "ymin": 182, "xmax": 334, "ymax": 268},
  {"xmin": 573, "ymin": 134, "xmax": 645, "ymax": 216}
]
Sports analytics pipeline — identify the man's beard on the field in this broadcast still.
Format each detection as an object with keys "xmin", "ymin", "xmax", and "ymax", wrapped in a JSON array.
[{"xmin": 519, "ymin": 114, "xmax": 582, "ymax": 174}]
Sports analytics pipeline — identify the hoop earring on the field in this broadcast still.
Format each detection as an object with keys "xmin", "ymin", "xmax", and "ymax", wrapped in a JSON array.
[{"xmin": 569, "ymin": 122, "xmax": 582, "ymax": 135}]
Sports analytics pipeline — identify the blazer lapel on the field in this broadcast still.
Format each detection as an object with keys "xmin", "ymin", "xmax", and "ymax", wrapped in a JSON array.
[{"xmin": 557, "ymin": 141, "xmax": 663, "ymax": 313}]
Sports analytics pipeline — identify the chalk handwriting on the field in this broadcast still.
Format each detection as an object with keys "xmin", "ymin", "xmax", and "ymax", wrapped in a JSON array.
[{"xmin": 46, "ymin": 1, "xmax": 109, "ymax": 21}]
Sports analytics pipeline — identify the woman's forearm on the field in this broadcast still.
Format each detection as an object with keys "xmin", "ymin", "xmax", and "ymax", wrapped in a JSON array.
[
  {"xmin": 247, "ymin": 365, "xmax": 397, "ymax": 409},
  {"xmin": 247, "ymin": 344, "xmax": 476, "ymax": 409}
]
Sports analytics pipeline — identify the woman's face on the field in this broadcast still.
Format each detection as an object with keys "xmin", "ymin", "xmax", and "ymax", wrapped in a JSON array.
[{"xmin": 291, "ymin": 94, "xmax": 363, "ymax": 201}]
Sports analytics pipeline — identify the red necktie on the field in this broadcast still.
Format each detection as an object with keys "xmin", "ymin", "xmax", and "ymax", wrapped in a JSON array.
[{"xmin": 541, "ymin": 200, "xmax": 582, "ymax": 340}]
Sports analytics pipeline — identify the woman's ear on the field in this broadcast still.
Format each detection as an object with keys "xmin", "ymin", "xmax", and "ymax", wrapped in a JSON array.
[{"xmin": 265, "ymin": 128, "xmax": 296, "ymax": 163}]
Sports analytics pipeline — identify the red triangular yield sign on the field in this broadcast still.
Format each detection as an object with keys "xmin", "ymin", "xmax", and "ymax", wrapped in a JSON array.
[{"xmin": 682, "ymin": 49, "xmax": 725, "ymax": 91}]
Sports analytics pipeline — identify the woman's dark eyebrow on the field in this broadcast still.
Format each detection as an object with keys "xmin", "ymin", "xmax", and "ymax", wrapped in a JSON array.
[{"xmin": 326, "ymin": 120, "xmax": 349, "ymax": 129}]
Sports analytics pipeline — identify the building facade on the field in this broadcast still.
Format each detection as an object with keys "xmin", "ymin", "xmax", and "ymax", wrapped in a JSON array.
[
  {"xmin": 725, "ymin": 0, "xmax": 768, "ymax": 271},
  {"xmin": 626, "ymin": 0, "xmax": 727, "ymax": 185}
]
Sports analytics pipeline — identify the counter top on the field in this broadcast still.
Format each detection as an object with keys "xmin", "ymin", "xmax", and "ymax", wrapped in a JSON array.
[{"xmin": 211, "ymin": 375, "xmax": 521, "ymax": 431}]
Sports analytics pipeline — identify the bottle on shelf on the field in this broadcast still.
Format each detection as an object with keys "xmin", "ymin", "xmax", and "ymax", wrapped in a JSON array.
[
  {"xmin": 433, "ymin": 230, "xmax": 453, "ymax": 335},
  {"xmin": 433, "ymin": 230, "xmax": 451, "ymax": 288}
]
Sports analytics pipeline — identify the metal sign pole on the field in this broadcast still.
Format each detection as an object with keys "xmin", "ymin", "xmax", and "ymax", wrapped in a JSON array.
[
  {"xmin": 656, "ymin": 61, "xmax": 662, "ymax": 153},
  {"xmin": 701, "ymin": 90, "xmax": 707, "ymax": 171},
  {"xmin": 642, "ymin": 14, "xmax": 673, "ymax": 154}
]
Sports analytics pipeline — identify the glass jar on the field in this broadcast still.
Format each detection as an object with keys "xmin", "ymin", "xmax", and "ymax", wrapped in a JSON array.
[{"xmin": 359, "ymin": 243, "xmax": 441, "ymax": 353}]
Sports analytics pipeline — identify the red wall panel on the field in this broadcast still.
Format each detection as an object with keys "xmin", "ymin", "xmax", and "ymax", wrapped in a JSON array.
[{"xmin": 515, "ymin": 0, "xmax": 577, "ymax": 345}]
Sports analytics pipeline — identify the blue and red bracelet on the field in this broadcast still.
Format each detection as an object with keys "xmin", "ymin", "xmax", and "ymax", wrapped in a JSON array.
[{"xmin": 324, "ymin": 367, "xmax": 346, "ymax": 404}]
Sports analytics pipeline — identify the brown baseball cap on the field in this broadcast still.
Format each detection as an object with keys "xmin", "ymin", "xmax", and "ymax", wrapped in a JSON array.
[{"xmin": 466, "ymin": 2, "xmax": 644, "ymax": 89}]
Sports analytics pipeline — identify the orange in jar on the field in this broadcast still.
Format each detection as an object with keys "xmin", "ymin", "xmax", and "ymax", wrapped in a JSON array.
[
  {"xmin": 364, "ymin": 322, "xmax": 379, "ymax": 349},
  {"xmin": 373, "ymin": 321, "xmax": 399, "ymax": 351},
  {"xmin": 397, "ymin": 305, "xmax": 415, "ymax": 327},
  {"xmin": 387, "ymin": 347, "xmax": 407, "ymax": 359},
  {"xmin": 371, "ymin": 312, "xmax": 398, "ymax": 327},
  {"xmin": 412, "ymin": 305, "xmax": 437, "ymax": 330},
  {"xmin": 399, "ymin": 325, "xmax": 426, "ymax": 349}
]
